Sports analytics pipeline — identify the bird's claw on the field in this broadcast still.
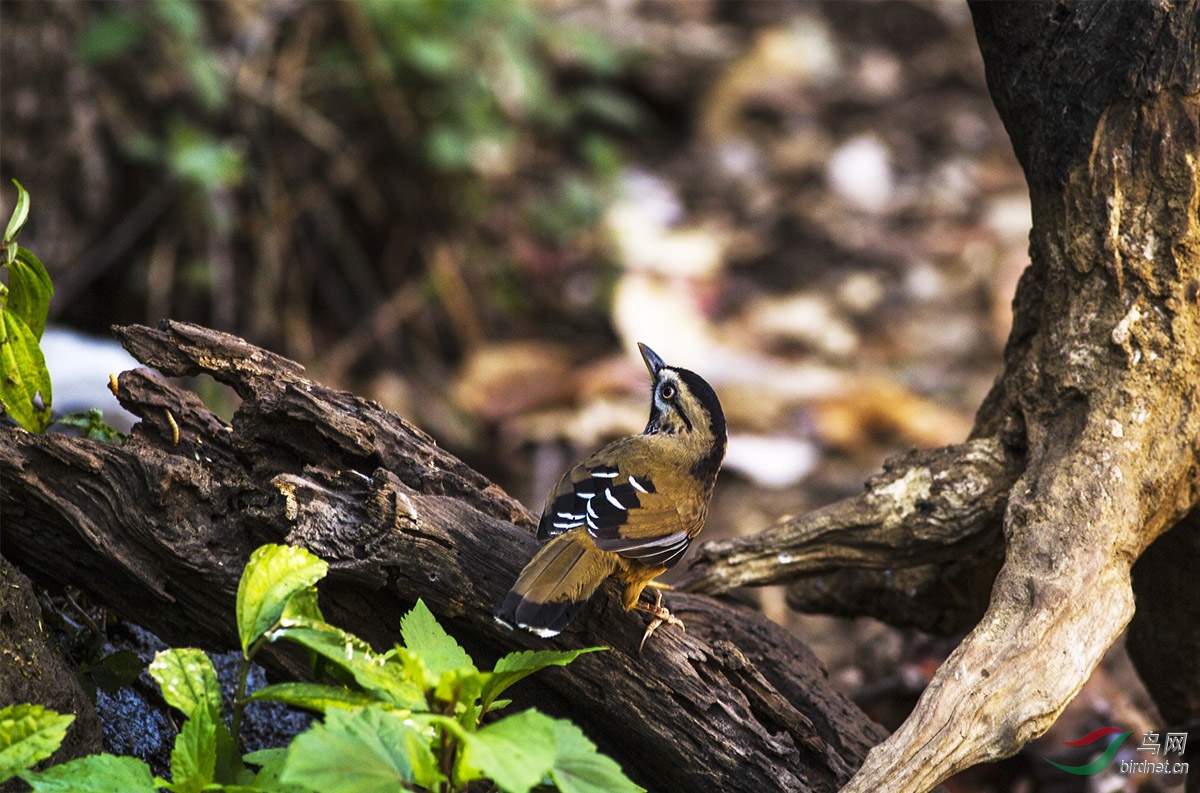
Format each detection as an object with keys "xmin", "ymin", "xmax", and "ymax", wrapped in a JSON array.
[
  {"xmin": 638, "ymin": 608, "xmax": 685, "ymax": 652},
  {"xmin": 635, "ymin": 589, "xmax": 685, "ymax": 652}
]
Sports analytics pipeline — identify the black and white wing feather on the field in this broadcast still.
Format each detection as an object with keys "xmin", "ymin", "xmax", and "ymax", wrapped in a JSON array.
[{"xmin": 537, "ymin": 463, "xmax": 691, "ymax": 569}]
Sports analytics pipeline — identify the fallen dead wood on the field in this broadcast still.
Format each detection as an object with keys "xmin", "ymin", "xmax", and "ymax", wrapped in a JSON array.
[
  {"xmin": 0, "ymin": 320, "xmax": 884, "ymax": 793},
  {"xmin": 681, "ymin": 438, "xmax": 1018, "ymax": 634}
]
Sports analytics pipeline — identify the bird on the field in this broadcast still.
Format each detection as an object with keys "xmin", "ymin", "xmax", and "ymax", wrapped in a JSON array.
[{"xmin": 495, "ymin": 342, "xmax": 726, "ymax": 651}]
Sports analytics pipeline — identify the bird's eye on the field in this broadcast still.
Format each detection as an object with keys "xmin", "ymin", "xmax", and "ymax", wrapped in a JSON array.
[{"xmin": 660, "ymin": 383, "xmax": 676, "ymax": 400}]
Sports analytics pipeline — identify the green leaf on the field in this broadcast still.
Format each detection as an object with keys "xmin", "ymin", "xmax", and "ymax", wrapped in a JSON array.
[
  {"xmin": 244, "ymin": 748, "xmax": 309, "ymax": 793},
  {"xmin": 213, "ymin": 717, "xmax": 250, "ymax": 787},
  {"xmin": 248, "ymin": 682, "xmax": 384, "ymax": 714},
  {"xmin": 548, "ymin": 718, "xmax": 643, "ymax": 793},
  {"xmin": 165, "ymin": 123, "xmax": 242, "ymax": 193},
  {"xmin": 426, "ymin": 125, "xmax": 472, "ymax": 171},
  {"xmin": 406, "ymin": 35, "xmax": 461, "ymax": 75},
  {"xmin": 183, "ymin": 50, "xmax": 229, "ymax": 113},
  {"xmin": 243, "ymin": 747, "xmax": 287, "ymax": 767},
  {"xmin": 0, "ymin": 704, "xmax": 74, "ymax": 784},
  {"xmin": 85, "ymin": 650, "xmax": 146, "ymax": 695},
  {"xmin": 271, "ymin": 623, "xmax": 424, "ymax": 709},
  {"xmin": 438, "ymin": 669, "xmax": 486, "ymax": 729},
  {"xmin": 404, "ymin": 727, "xmax": 443, "ymax": 790},
  {"xmin": 21, "ymin": 754, "xmax": 158, "ymax": 793},
  {"xmin": 461, "ymin": 709, "xmax": 557, "ymax": 793},
  {"xmin": 77, "ymin": 12, "xmax": 142, "ymax": 64},
  {"xmin": 399, "ymin": 599, "xmax": 476, "ymax": 677},
  {"xmin": 153, "ymin": 0, "xmax": 204, "ymax": 39},
  {"xmin": 279, "ymin": 707, "xmax": 416, "ymax": 793},
  {"xmin": 54, "ymin": 409, "xmax": 126, "ymax": 443},
  {"xmin": 168, "ymin": 703, "xmax": 216, "ymax": 793},
  {"xmin": 8, "ymin": 244, "xmax": 54, "ymax": 340},
  {"xmin": 236, "ymin": 544, "xmax": 329, "ymax": 655},
  {"xmin": 546, "ymin": 26, "xmax": 625, "ymax": 76},
  {"xmin": 0, "ymin": 309, "xmax": 52, "ymax": 432},
  {"xmin": 280, "ymin": 585, "xmax": 324, "ymax": 625},
  {"xmin": 4, "ymin": 180, "xmax": 30, "ymax": 244},
  {"xmin": 148, "ymin": 648, "xmax": 222, "ymax": 721},
  {"xmin": 481, "ymin": 647, "xmax": 605, "ymax": 713}
]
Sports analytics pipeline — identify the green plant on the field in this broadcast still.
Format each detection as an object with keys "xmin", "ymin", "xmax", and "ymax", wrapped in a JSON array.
[
  {"xmin": 0, "ymin": 183, "xmax": 126, "ymax": 441},
  {"xmin": 1, "ymin": 544, "xmax": 643, "ymax": 793},
  {"xmin": 54, "ymin": 408, "xmax": 127, "ymax": 443},
  {"xmin": 0, "ymin": 180, "xmax": 54, "ymax": 432}
]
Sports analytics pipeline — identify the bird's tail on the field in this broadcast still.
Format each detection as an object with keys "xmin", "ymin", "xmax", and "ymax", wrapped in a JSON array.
[{"xmin": 495, "ymin": 531, "xmax": 615, "ymax": 637}]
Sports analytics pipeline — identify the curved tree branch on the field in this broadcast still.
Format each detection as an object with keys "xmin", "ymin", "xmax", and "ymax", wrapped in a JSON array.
[
  {"xmin": 681, "ymin": 438, "xmax": 1019, "ymax": 633},
  {"xmin": 684, "ymin": 4, "xmax": 1200, "ymax": 791}
]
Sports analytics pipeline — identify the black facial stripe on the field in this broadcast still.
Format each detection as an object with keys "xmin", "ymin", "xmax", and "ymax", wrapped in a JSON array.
[
  {"xmin": 675, "ymin": 369, "xmax": 724, "ymax": 438},
  {"xmin": 650, "ymin": 370, "xmax": 691, "ymax": 433}
]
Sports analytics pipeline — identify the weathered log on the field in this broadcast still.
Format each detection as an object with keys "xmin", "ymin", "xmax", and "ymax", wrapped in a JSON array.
[
  {"xmin": 0, "ymin": 320, "xmax": 884, "ymax": 793},
  {"xmin": 685, "ymin": 3, "xmax": 1200, "ymax": 791},
  {"xmin": 681, "ymin": 439, "xmax": 1017, "ymax": 634}
]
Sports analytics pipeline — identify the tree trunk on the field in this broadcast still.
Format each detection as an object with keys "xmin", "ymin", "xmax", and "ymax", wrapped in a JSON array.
[
  {"xmin": 685, "ymin": 3, "xmax": 1200, "ymax": 791},
  {"xmin": 0, "ymin": 320, "xmax": 884, "ymax": 793}
]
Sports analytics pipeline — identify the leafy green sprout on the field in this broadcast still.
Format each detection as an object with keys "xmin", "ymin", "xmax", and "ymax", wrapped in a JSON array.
[
  {"xmin": 1, "ymin": 180, "xmax": 54, "ymax": 433},
  {"xmin": 0, "ymin": 182, "xmax": 124, "ymax": 441},
  {"xmin": 1, "ymin": 543, "xmax": 643, "ymax": 793}
]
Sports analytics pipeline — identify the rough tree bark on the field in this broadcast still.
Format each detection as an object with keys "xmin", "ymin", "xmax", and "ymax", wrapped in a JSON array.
[
  {"xmin": 0, "ymin": 321, "xmax": 885, "ymax": 793},
  {"xmin": 684, "ymin": 3, "xmax": 1200, "ymax": 791},
  {"xmin": 0, "ymin": 555, "xmax": 103, "ymax": 768}
]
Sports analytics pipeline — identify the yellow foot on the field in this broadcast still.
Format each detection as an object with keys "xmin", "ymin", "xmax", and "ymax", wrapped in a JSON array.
[{"xmin": 634, "ymin": 589, "xmax": 685, "ymax": 652}]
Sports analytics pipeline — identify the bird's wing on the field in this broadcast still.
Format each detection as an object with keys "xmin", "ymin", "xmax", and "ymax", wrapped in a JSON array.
[{"xmin": 537, "ymin": 457, "xmax": 691, "ymax": 569}]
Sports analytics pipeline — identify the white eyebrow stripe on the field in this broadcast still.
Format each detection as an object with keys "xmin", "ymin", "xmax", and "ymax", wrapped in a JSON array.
[
  {"xmin": 628, "ymin": 476, "xmax": 648, "ymax": 493},
  {"xmin": 605, "ymin": 489, "xmax": 626, "ymax": 509}
]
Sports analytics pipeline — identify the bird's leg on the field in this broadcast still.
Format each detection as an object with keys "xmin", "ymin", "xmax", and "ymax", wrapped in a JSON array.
[{"xmin": 634, "ymin": 588, "xmax": 685, "ymax": 652}]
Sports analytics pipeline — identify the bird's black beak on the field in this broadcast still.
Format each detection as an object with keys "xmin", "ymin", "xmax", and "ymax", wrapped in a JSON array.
[{"xmin": 638, "ymin": 342, "xmax": 665, "ymax": 377}]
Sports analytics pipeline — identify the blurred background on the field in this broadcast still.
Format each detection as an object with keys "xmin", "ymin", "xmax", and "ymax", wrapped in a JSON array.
[{"xmin": 0, "ymin": 1, "xmax": 1178, "ymax": 790}]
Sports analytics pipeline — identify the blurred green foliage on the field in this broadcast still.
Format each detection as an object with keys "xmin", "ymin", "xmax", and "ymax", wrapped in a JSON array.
[
  {"xmin": 79, "ymin": 0, "xmax": 243, "ymax": 206},
  {"xmin": 79, "ymin": 0, "xmax": 228, "ymax": 111},
  {"xmin": 67, "ymin": 0, "xmax": 643, "ymax": 353}
]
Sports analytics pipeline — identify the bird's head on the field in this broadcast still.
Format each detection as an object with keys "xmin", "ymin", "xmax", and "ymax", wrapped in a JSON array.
[{"xmin": 638, "ymin": 342, "xmax": 727, "ymax": 480}]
